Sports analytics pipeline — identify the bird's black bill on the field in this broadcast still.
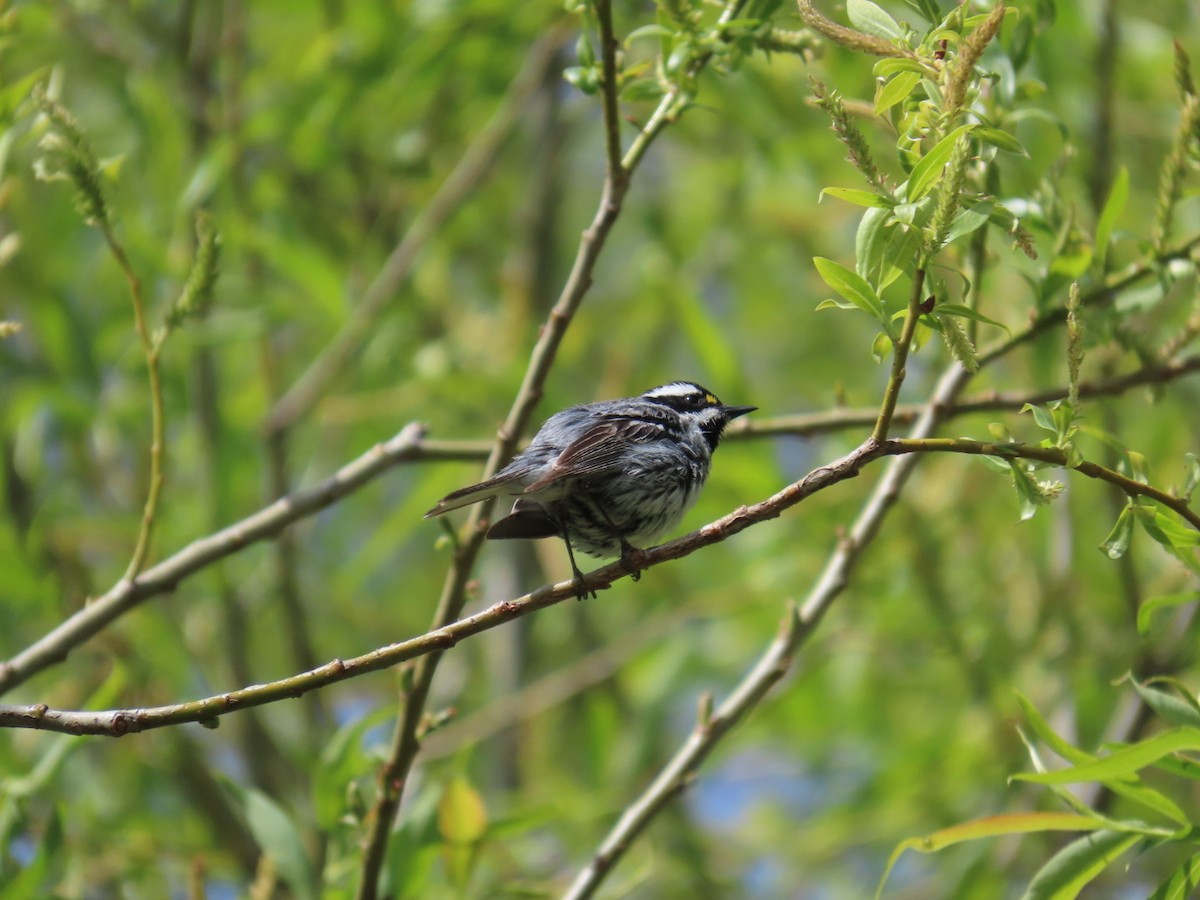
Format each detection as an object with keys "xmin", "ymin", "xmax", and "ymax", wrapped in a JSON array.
[{"xmin": 723, "ymin": 405, "xmax": 757, "ymax": 419}]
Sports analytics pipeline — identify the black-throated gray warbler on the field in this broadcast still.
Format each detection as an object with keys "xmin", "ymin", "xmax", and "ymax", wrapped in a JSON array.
[{"xmin": 425, "ymin": 381, "xmax": 755, "ymax": 596}]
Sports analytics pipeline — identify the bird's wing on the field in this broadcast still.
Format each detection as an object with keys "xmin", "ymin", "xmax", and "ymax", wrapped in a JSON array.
[{"xmin": 522, "ymin": 417, "xmax": 665, "ymax": 493}]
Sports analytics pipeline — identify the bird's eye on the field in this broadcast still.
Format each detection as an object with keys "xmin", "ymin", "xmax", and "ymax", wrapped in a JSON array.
[{"xmin": 687, "ymin": 392, "xmax": 703, "ymax": 407}]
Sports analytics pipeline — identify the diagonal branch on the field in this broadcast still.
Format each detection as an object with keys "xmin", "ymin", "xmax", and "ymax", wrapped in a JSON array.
[
  {"xmin": 0, "ymin": 423, "xmax": 431, "ymax": 695},
  {"xmin": 884, "ymin": 437, "xmax": 1200, "ymax": 530},
  {"xmin": 0, "ymin": 436, "xmax": 883, "ymax": 737}
]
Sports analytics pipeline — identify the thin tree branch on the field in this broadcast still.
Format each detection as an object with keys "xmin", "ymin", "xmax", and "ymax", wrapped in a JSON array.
[
  {"xmin": 883, "ymin": 437, "xmax": 1200, "ymax": 530},
  {"xmin": 360, "ymin": 354, "xmax": 1200, "ymax": 452},
  {"xmin": 263, "ymin": 24, "xmax": 571, "ymax": 436},
  {"xmin": 564, "ymin": 604, "xmax": 805, "ymax": 900},
  {"xmin": 596, "ymin": 0, "xmax": 625, "ymax": 184},
  {"xmin": 872, "ymin": 267, "xmax": 927, "ymax": 441},
  {"xmin": 0, "ymin": 436, "xmax": 885, "ymax": 736},
  {"xmin": 0, "ymin": 423, "xmax": 430, "ymax": 695},
  {"xmin": 978, "ymin": 232, "xmax": 1200, "ymax": 366}
]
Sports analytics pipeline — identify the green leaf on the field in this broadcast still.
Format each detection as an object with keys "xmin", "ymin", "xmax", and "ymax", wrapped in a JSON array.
[
  {"xmin": 873, "ymin": 57, "xmax": 925, "ymax": 78},
  {"xmin": 1016, "ymin": 692, "xmax": 1096, "ymax": 765},
  {"xmin": 871, "ymin": 330, "xmax": 892, "ymax": 362},
  {"xmin": 1132, "ymin": 505, "xmax": 1200, "ymax": 550},
  {"xmin": 1008, "ymin": 461, "xmax": 1050, "ymax": 521},
  {"xmin": 820, "ymin": 186, "xmax": 893, "ymax": 208},
  {"xmin": 563, "ymin": 66, "xmax": 599, "ymax": 94},
  {"xmin": 933, "ymin": 302, "xmax": 1009, "ymax": 333},
  {"xmin": 1182, "ymin": 452, "xmax": 1200, "ymax": 501},
  {"xmin": 939, "ymin": 200, "xmax": 994, "ymax": 246},
  {"xmin": 1100, "ymin": 505, "xmax": 1135, "ymax": 560},
  {"xmin": 438, "ymin": 776, "xmax": 488, "ymax": 844},
  {"xmin": 975, "ymin": 126, "xmax": 1028, "ymax": 156},
  {"xmin": 1015, "ymin": 694, "xmax": 1191, "ymax": 828},
  {"xmin": 1148, "ymin": 855, "xmax": 1200, "ymax": 900},
  {"xmin": 223, "ymin": 780, "xmax": 317, "ymax": 900},
  {"xmin": 875, "ymin": 70, "xmax": 922, "ymax": 115},
  {"xmin": 877, "ymin": 813, "xmax": 1106, "ymax": 900},
  {"xmin": 1138, "ymin": 591, "xmax": 1200, "ymax": 635},
  {"xmin": 1094, "ymin": 166, "xmax": 1128, "ymax": 273},
  {"xmin": 855, "ymin": 205, "xmax": 892, "ymax": 283},
  {"xmin": 1015, "ymin": 727, "xmax": 1200, "ymax": 785},
  {"xmin": 813, "ymin": 257, "xmax": 886, "ymax": 323},
  {"xmin": 1022, "ymin": 402, "xmax": 1057, "ymax": 435},
  {"xmin": 625, "ymin": 24, "xmax": 674, "ymax": 46},
  {"xmin": 816, "ymin": 298, "xmax": 855, "ymax": 311},
  {"xmin": 621, "ymin": 78, "xmax": 666, "ymax": 102},
  {"xmin": 1130, "ymin": 678, "xmax": 1200, "ymax": 730},
  {"xmin": 1021, "ymin": 830, "xmax": 1144, "ymax": 900},
  {"xmin": 908, "ymin": 124, "xmax": 975, "ymax": 201},
  {"xmin": 1133, "ymin": 506, "xmax": 1200, "ymax": 576},
  {"xmin": 575, "ymin": 33, "xmax": 595, "ymax": 66},
  {"xmin": 847, "ymin": 0, "xmax": 903, "ymax": 40}
]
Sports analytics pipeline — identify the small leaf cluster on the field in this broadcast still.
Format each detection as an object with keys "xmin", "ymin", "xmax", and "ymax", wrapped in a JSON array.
[
  {"xmin": 811, "ymin": 2, "xmax": 1029, "ymax": 365},
  {"xmin": 566, "ymin": 0, "xmax": 816, "ymax": 107}
]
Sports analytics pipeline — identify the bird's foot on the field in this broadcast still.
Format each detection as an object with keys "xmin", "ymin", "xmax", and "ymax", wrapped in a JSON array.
[
  {"xmin": 570, "ymin": 566, "xmax": 597, "ymax": 601},
  {"xmin": 618, "ymin": 541, "xmax": 647, "ymax": 581}
]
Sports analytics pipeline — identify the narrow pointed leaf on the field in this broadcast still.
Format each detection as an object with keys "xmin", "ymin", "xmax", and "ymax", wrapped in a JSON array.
[
  {"xmin": 875, "ymin": 70, "xmax": 922, "ymax": 114},
  {"xmin": 933, "ymin": 302, "xmax": 1010, "ymax": 333},
  {"xmin": 1014, "ymin": 728, "xmax": 1200, "ymax": 785},
  {"xmin": 1095, "ymin": 166, "xmax": 1129, "ymax": 272},
  {"xmin": 813, "ymin": 257, "xmax": 886, "ymax": 322},
  {"xmin": 820, "ymin": 187, "xmax": 893, "ymax": 208},
  {"xmin": 908, "ymin": 124, "xmax": 975, "ymax": 201},
  {"xmin": 1021, "ymin": 830, "xmax": 1144, "ymax": 900}
]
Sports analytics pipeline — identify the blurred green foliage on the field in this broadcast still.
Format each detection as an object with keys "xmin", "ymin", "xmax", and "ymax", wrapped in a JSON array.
[{"xmin": 2, "ymin": 0, "xmax": 1200, "ymax": 897}]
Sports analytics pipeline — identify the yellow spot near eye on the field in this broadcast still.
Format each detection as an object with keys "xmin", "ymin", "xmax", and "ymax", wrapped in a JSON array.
[{"xmin": 705, "ymin": 393, "xmax": 717, "ymax": 405}]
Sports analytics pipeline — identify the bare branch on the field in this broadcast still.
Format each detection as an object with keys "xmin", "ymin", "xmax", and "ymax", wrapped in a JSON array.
[{"xmin": 564, "ymin": 604, "xmax": 805, "ymax": 900}]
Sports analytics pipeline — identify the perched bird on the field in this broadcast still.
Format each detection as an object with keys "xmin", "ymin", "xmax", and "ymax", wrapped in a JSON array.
[{"xmin": 425, "ymin": 381, "xmax": 755, "ymax": 596}]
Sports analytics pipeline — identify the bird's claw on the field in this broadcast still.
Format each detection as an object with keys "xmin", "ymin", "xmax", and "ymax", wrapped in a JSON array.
[
  {"xmin": 619, "ymin": 542, "xmax": 647, "ymax": 581},
  {"xmin": 572, "ymin": 575, "xmax": 597, "ymax": 601}
]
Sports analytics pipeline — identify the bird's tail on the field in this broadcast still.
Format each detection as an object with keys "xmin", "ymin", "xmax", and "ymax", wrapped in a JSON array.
[{"xmin": 424, "ymin": 475, "xmax": 518, "ymax": 518}]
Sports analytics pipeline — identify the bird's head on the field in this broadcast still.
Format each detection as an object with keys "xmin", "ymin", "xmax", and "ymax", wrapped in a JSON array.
[{"xmin": 642, "ymin": 381, "xmax": 756, "ymax": 450}]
